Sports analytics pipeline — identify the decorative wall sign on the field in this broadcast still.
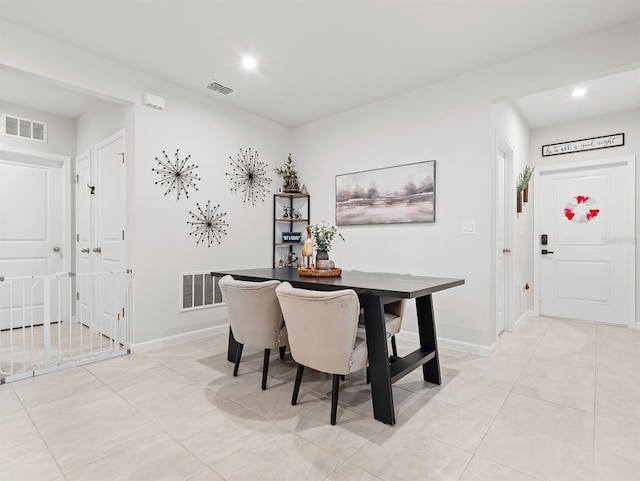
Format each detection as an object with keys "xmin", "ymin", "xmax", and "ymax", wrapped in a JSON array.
[
  {"xmin": 187, "ymin": 201, "xmax": 229, "ymax": 247},
  {"xmin": 282, "ymin": 232, "xmax": 302, "ymax": 242},
  {"xmin": 336, "ymin": 161, "xmax": 436, "ymax": 226},
  {"xmin": 564, "ymin": 195, "xmax": 599, "ymax": 223},
  {"xmin": 226, "ymin": 148, "xmax": 272, "ymax": 206},
  {"xmin": 542, "ymin": 133, "xmax": 624, "ymax": 157},
  {"xmin": 152, "ymin": 149, "xmax": 200, "ymax": 200}
]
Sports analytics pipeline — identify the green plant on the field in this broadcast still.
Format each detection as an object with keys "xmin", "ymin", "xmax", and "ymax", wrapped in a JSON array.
[
  {"xmin": 275, "ymin": 153, "xmax": 297, "ymax": 187},
  {"xmin": 517, "ymin": 165, "xmax": 534, "ymax": 192},
  {"xmin": 312, "ymin": 221, "xmax": 344, "ymax": 252}
]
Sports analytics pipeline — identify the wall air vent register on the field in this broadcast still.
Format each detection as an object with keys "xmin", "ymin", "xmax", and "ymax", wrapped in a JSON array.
[
  {"xmin": 181, "ymin": 271, "xmax": 224, "ymax": 312},
  {"xmin": 204, "ymin": 80, "xmax": 235, "ymax": 95},
  {"xmin": 2, "ymin": 114, "xmax": 48, "ymax": 142}
]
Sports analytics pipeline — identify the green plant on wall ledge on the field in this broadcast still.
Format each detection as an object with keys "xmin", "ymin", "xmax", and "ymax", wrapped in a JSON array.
[
  {"xmin": 517, "ymin": 165, "xmax": 534, "ymax": 192},
  {"xmin": 275, "ymin": 153, "xmax": 300, "ymax": 192}
]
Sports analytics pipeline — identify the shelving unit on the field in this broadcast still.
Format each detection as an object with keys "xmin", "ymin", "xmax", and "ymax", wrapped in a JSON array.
[{"xmin": 273, "ymin": 193, "xmax": 310, "ymax": 267}]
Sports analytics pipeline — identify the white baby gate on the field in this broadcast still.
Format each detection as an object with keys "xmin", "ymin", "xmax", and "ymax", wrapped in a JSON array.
[{"xmin": 0, "ymin": 270, "xmax": 133, "ymax": 383}]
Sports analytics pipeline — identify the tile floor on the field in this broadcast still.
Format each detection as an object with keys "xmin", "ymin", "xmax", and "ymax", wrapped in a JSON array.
[
  {"xmin": 1, "ymin": 315, "xmax": 639, "ymax": 481},
  {"xmin": 1, "ymin": 323, "xmax": 119, "ymax": 379}
]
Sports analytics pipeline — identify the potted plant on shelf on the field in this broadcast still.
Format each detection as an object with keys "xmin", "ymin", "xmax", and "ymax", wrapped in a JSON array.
[
  {"xmin": 274, "ymin": 153, "xmax": 300, "ymax": 193},
  {"xmin": 312, "ymin": 221, "xmax": 344, "ymax": 268},
  {"xmin": 516, "ymin": 165, "xmax": 534, "ymax": 212}
]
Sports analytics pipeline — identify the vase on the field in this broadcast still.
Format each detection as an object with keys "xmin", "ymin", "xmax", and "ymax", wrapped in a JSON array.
[
  {"xmin": 523, "ymin": 185, "xmax": 529, "ymax": 203},
  {"xmin": 517, "ymin": 190, "xmax": 523, "ymax": 213},
  {"xmin": 316, "ymin": 250, "xmax": 329, "ymax": 268}
]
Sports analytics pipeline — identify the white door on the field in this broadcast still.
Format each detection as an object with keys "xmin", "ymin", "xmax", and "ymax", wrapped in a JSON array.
[
  {"xmin": 95, "ymin": 132, "xmax": 126, "ymax": 274},
  {"xmin": 495, "ymin": 134, "xmax": 515, "ymax": 336},
  {"xmin": 75, "ymin": 131, "xmax": 126, "ymax": 338},
  {"xmin": 538, "ymin": 158, "xmax": 635, "ymax": 325},
  {"xmin": 75, "ymin": 149, "xmax": 93, "ymax": 326},
  {"xmin": 495, "ymin": 149, "xmax": 506, "ymax": 335},
  {"xmin": 0, "ymin": 151, "xmax": 67, "ymax": 329}
]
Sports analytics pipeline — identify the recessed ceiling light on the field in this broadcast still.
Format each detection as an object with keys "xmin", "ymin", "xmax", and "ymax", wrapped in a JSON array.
[
  {"xmin": 571, "ymin": 87, "xmax": 587, "ymax": 98},
  {"xmin": 242, "ymin": 56, "xmax": 257, "ymax": 69}
]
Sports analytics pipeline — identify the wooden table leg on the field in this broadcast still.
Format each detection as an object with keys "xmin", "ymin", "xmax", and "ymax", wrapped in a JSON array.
[
  {"xmin": 361, "ymin": 294, "xmax": 396, "ymax": 425},
  {"xmin": 227, "ymin": 326, "xmax": 239, "ymax": 363},
  {"xmin": 416, "ymin": 294, "xmax": 441, "ymax": 384}
]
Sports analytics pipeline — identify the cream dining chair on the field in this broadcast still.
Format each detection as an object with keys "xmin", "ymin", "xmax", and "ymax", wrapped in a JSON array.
[
  {"xmin": 384, "ymin": 299, "xmax": 407, "ymax": 358},
  {"xmin": 275, "ymin": 282, "xmax": 367, "ymax": 425},
  {"xmin": 218, "ymin": 275, "xmax": 288, "ymax": 390}
]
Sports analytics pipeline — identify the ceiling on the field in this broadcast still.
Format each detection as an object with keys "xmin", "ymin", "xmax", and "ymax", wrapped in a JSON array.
[
  {"xmin": 512, "ymin": 69, "xmax": 640, "ymax": 129},
  {"xmin": 0, "ymin": 67, "xmax": 99, "ymax": 118},
  {"xmin": 0, "ymin": 0, "xmax": 639, "ymax": 127}
]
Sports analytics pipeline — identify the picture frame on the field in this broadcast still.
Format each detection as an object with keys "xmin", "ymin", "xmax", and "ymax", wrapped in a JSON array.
[{"xmin": 335, "ymin": 160, "xmax": 436, "ymax": 226}]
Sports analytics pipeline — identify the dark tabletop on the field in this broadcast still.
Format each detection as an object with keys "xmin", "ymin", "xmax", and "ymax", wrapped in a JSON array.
[{"xmin": 210, "ymin": 267, "xmax": 464, "ymax": 298}]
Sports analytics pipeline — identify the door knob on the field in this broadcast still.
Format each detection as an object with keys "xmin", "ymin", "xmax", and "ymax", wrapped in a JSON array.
[
  {"xmin": 92, "ymin": 247, "xmax": 102, "ymax": 253},
  {"xmin": 502, "ymin": 248, "xmax": 511, "ymax": 253},
  {"xmin": 53, "ymin": 246, "xmax": 61, "ymax": 253},
  {"xmin": 81, "ymin": 248, "xmax": 90, "ymax": 253}
]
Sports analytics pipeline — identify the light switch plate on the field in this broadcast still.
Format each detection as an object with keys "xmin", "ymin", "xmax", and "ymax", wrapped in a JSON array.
[{"xmin": 461, "ymin": 221, "xmax": 476, "ymax": 235}]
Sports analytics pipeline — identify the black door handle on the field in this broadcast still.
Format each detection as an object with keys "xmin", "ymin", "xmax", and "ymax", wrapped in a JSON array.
[{"xmin": 541, "ymin": 249, "xmax": 554, "ymax": 255}]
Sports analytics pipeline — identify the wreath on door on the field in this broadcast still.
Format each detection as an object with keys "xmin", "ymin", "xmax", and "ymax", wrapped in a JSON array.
[{"xmin": 564, "ymin": 195, "xmax": 599, "ymax": 223}]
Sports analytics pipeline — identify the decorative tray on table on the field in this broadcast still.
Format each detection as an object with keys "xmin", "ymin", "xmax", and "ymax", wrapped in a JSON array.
[{"xmin": 297, "ymin": 267, "xmax": 342, "ymax": 277}]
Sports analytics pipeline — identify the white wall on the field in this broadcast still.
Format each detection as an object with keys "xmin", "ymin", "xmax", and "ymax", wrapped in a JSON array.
[
  {"xmin": 76, "ymin": 99, "xmax": 132, "ymax": 155},
  {"xmin": 132, "ymin": 85, "xmax": 290, "ymax": 344},
  {"xmin": 292, "ymin": 81, "xmax": 494, "ymax": 349},
  {"xmin": 292, "ymin": 20, "xmax": 640, "ymax": 351},
  {"xmin": 529, "ymin": 109, "xmax": 640, "ymax": 320},
  {"xmin": 492, "ymin": 102, "xmax": 534, "ymax": 320},
  {"xmin": 1, "ymin": 17, "xmax": 638, "ymax": 351},
  {"xmin": 0, "ymin": 100, "xmax": 76, "ymax": 157},
  {"xmin": 0, "ymin": 19, "xmax": 290, "ymax": 346}
]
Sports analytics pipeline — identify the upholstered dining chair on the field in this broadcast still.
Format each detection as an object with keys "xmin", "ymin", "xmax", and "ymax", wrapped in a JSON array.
[
  {"xmin": 218, "ymin": 275, "xmax": 287, "ymax": 390},
  {"xmin": 275, "ymin": 282, "xmax": 367, "ymax": 425},
  {"xmin": 384, "ymin": 299, "xmax": 407, "ymax": 358}
]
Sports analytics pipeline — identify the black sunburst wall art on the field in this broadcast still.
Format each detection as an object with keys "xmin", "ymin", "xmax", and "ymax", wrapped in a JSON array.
[
  {"xmin": 152, "ymin": 149, "xmax": 201, "ymax": 200},
  {"xmin": 187, "ymin": 201, "xmax": 229, "ymax": 247},
  {"xmin": 226, "ymin": 148, "xmax": 272, "ymax": 206}
]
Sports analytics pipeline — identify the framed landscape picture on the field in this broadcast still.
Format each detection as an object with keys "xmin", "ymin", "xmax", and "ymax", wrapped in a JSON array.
[{"xmin": 335, "ymin": 160, "xmax": 436, "ymax": 226}]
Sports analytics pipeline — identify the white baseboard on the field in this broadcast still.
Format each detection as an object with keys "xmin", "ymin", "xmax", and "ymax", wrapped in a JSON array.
[
  {"xmin": 396, "ymin": 331, "xmax": 497, "ymax": 357},
  {"xmin": 512, "ymin": 309, "xmax": 533, "ymax": 331},
  {"xmin": 131, "ymin": 324, "xmax": 229, "ymax": 353},
  {"xmin": 635, "ymin": 322, "xmax": 640, "ymax": 330}
]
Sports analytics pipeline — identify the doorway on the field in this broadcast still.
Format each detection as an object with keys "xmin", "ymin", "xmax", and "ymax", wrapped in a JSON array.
[{"xmin": 534, "ymin": 156, "xmax": 636, "ymax": 327}]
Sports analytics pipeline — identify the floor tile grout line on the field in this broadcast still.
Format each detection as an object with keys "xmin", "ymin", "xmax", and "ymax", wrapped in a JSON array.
[
  {"xmin": 17, "ymin": 367, "xmax": 92, "ymax": 480},
  {"xmin": 592, "ymin": 327, "xmax": 601, "ymax": 481}
]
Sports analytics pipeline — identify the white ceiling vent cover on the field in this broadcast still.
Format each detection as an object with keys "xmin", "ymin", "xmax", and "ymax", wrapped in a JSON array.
[
  {"xmin": 205, "ymin": 80, "xmax": 235, "ymax": 95},
  {"xmin": 2, "ymin": 114, "xmax": 47, "ymax": 143}
]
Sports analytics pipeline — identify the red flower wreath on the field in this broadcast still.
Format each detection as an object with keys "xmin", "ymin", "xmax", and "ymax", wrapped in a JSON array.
[{"xmin": 564, "ymin": 195, "xmax": 600, "ymax": 223}]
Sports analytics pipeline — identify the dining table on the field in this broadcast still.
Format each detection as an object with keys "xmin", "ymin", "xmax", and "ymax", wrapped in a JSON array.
[{"xmin": 209, "ymin": 267, "xmax": 464, "ymax": 425}]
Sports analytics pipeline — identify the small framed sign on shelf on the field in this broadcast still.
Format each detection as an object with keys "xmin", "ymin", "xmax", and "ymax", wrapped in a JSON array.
[
  {"xmin": 542, "ymin": 133, "xmax": 624, "ymax": 157},
  {"xmin": 282, "ymin": 232, "xmax": 302, "ymax": 242}
]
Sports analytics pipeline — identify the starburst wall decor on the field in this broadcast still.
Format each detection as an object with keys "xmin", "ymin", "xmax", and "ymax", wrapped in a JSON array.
[
  {"xmin": 226, "ymin": 148, "xmax": 272, "ymax": 206},
  {"xmin": 152, "ymin": 149, "xmax": 200, "ymax": 200},
  {"xmin": 187, "ymin": 201, "xmax": 229, "ymax": 247}
]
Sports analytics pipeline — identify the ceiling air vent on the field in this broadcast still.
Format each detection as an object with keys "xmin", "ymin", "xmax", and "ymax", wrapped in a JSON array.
[
  {"xmin": 205, "ymin": 80, "xmax": 235, "ymax": 95},
  {"xmin": 2, "ymin": 114, "xmax": 47, "ymax": 143}
]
